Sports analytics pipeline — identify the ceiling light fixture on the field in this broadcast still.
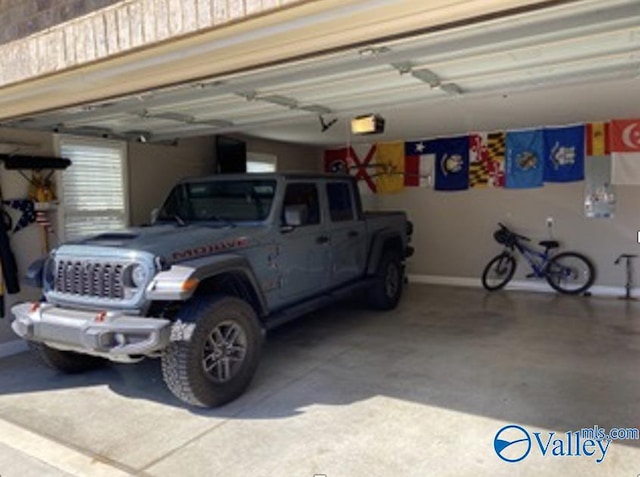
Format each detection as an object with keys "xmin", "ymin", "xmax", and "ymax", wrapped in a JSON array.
[{"xmin": 351, "ymin": 114, "xmax": 385, "ymax": 135}]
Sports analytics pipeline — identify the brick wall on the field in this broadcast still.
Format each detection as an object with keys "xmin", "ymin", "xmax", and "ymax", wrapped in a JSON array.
[
  {"xmin": 0, "ymin": 0, "xmax": 305, "ymax": 87},
  {"xmin": 0, "ymin": 0, "xmax": 123, "ymax": 46}
]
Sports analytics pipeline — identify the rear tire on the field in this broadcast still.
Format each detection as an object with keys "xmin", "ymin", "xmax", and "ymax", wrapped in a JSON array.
[
  {"xmin": 29, "ymin": 342, "xmax": 106, "ymax": 373},
  {"xmin": 545, "ymin": 252, "xmax": 595, "ymax": 295},
  {"xmin": 368, "ymin": 249, "xmax": 403, "ymax": 310},
  {"xmin": 482, "ymin": 253, "xmax": 516, "ymax": 291},
  {"xmin": 161, "ymin": 295, "xmax": 263, "ymax": 408}
]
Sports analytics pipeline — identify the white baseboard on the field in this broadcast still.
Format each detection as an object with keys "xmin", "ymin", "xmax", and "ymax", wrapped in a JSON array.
[
  {"xmin": 0, "ymin": 340, "xmax": 28, "ymax": 359},
  {"xmin": 407, "ymin": 274, "xmax": 629, "ymax": 298}
]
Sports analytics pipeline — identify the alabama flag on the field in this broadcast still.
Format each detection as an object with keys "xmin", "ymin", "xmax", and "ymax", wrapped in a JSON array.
[
  {"xmin": 611, "ymin": 118, "xmax": 640, "ymax": 185},
  {"xmin": 323, "ymin": 144, "xmax": 378, "ymax": 193}
]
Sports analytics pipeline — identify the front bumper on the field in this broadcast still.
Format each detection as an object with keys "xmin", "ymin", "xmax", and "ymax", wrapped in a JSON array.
[{"xmin": 11, "ymin": 302, "xmax": 171, "ymax": 357}]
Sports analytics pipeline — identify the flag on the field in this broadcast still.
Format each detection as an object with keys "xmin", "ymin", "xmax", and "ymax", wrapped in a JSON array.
[
  {"xmin": 324, "ymin": 148, "xmax": 350, "ymax": 174},
  {"xmin": 469, "ymin": 132, "xmax": 505, "ymax": 188},
  {"xmin": 586, "ymin": 122, "xmax": 610, "ymax": 156},
  {"xmin": 426, "ymin": 136, "xmax": 469, "ymax": 191},
  {"xmin": 611, "ymin": 118, "xmax": 640, "ymax": 185},
  {"xmin": 543, "ymin": 125, "xmax": 585, "ymax": 183},
  {"xmin": 404, "ymin": 140, "xmax": 434, "ymax": 187},
  {"xmin": 505, "ymin": 129, "xmax": 544, "ymax": 189},
  {"xmin": 375, "ymin": 141, "xmax": 404, "ymax": 193},
  {"xmin": 323, "ymin": 145, "xmax": 377, "ymax": 193},
  {"xmin": 3, "ymin": 199, "xmax": 36, "ymax": 233},
  {"xmin": 35, "ymin": 211, "xmax": 53, "ymax": 234}
]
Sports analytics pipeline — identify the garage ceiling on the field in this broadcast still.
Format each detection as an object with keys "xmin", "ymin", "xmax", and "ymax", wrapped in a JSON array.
[{"xmin": 2, "ymin": 0, "xmax": 639, "ymax": 146}]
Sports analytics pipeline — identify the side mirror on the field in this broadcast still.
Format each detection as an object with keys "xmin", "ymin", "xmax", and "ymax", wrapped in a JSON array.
[
  {"xmin": 150, "ymin": 208, "xmax": 160, "ymax": 224},
  {"xmin": 283, "ymin": 205, "xmax": 307, "ymax": 228}
]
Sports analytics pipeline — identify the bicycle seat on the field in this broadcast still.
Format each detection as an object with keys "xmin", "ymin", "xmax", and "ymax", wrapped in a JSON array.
[{"xmin": 539, "ymin": 240, "xmax": 559, "ymax": 249}]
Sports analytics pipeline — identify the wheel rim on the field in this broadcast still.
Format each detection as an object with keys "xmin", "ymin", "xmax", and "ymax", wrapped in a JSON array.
[
  {"xmin": 385, "ymin": 262, "xmax": 400, "ymax": 298},
  {"xmin": 485, "ymin": 256, "xmax": 513, "ymax": 288},
  {"xmin": 547, "ymin": 256, "xmax": 590, "ymax": 291},
  {"xmin": 201, "ymin": 320, "xmax": 247, "ymax": 383}
]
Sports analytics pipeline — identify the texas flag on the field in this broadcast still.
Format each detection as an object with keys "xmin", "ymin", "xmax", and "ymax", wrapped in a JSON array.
[
  {"xmin": 611, "ymin": 119, "xmax": 640, "ymax": 185},
  {"xmin": 404, "ymin": 140, "xmax": 435, "ymax": 187}
]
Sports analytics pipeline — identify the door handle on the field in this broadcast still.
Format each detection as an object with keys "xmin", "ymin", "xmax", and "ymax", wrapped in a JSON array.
[
  {"xmin": 348, "ymin": 230, "xmax": 360, "ymax": 238},
  {"xmin": 316, "ymin": 235, "xmax": 330, "ymax": 244}
]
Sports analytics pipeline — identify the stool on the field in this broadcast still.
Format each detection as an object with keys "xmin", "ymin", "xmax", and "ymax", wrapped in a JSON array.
[{"xmin": 614, "ymin": 254, "xmax": 638, "ymax": 300}]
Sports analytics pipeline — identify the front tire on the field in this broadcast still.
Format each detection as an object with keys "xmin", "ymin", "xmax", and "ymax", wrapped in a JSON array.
[
  {"xmin": 545, "ymin": 252, "xmax": 595, "ymax": 295},
  {"xmin": 29, "ymin": 342, "xmax": 106, "ymax": 373},
  {"xmin": 482, "ymin": 252, "xmax": 516, "ymax": 291},
  {"xmin": 161, "ymin": 295, "xmax": 263, "ymax": 408},
  {"xmin": 368, "ymin": 249, "xmax": 403, "ymax": 310}
]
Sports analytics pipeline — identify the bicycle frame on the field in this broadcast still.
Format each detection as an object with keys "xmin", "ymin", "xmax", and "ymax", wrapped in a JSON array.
[{"xmin": 510, "ymin": 240, "xmax": 552, "ymax": 278}]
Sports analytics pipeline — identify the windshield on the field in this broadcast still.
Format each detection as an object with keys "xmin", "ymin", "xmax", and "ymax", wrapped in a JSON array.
[{"xmin": 157, "ymin": 179, "xmax": 277, "ymax": 223}]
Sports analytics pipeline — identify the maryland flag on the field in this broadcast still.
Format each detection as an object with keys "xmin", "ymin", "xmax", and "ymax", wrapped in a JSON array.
[
  {"xmin": 469, "ymin": 132, "xmax": 505, "ymax": 188},
  {"xmin": 375, "ymin": 141, "xmax": 405, "ymax": 193}
]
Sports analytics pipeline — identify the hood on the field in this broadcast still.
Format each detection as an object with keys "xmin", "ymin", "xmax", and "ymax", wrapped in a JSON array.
[{"xmin": 66, "ymin": 224, "xmax": 264, "ymax": 263}]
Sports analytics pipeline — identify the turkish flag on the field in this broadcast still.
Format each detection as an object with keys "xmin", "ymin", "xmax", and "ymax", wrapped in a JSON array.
[{"xmin": 611, "ymin": 119, "xmax": 640, "ymax": 153}]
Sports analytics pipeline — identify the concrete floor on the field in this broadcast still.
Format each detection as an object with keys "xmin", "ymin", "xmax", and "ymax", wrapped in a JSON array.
[{"xmin": 0, "ymin": 284, "xmax": 639, "ymax": 476}]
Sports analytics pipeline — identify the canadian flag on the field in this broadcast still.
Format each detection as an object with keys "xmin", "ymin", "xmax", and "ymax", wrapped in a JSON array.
[{"xmin": 611, "ymin": 119, "xmax": 640, "ymax": 185}]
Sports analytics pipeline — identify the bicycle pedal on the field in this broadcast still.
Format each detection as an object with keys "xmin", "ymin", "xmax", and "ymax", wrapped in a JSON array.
[{"xmin": 525, "ymin": 273, "xmax": 537, "ymax": 279}]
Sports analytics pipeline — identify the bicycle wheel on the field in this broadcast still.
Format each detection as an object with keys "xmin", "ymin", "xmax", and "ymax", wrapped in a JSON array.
[
  {"xmin": 544, "ymin": 252, "xmax": 595, "ymax": 295},
  {"xmin": 482, "ymin": 252, "xmax": 517, "ymax": 291}
]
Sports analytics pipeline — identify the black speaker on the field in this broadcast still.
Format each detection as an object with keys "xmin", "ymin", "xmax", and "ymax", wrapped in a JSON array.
[{"xmin": 216, "ymin": 136, "xmax": 246, "ymax": 173}]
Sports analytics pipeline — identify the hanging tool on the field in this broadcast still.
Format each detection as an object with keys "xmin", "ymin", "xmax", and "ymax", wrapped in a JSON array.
[{"xmin": 0, "ymin": 180, "xmax": 20, "ymax": 318}]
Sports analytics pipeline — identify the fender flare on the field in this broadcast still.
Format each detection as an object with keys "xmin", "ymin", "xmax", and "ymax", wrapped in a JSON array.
[
  {"xmin": 365, "ymin": 229, "xmax": 404, "ymax": 275},
  {"xmin": 146, "ymin": 254, "xmax": 268, "ymax": 315}
]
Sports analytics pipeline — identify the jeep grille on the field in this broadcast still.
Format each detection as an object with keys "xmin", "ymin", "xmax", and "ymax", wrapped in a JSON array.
[{"xmin": 54, "ymin": 260, "xmax": 126, "ymax": 300}]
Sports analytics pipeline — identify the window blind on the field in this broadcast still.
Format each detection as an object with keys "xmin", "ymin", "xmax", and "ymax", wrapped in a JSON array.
[{"xmin": 59, "ymin": 138, "xmax": 127, "ymax": 240}]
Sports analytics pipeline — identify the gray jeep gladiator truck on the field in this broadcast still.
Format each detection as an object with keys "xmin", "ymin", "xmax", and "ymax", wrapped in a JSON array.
[{"xmin": 11, "ymin": 173, "xmax": 413, "ymax": 407}]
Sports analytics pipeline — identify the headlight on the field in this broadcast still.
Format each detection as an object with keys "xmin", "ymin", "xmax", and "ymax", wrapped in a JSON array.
[
  {"xmin": 123, "ymin": 264, "xmax": 148, "ymax": 289},
  {"xmin": 132, "ymin": 264, "xmax": 148, "ymax": 288}
]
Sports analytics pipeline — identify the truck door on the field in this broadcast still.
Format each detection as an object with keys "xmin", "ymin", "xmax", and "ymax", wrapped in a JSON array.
[
  {"xmin": 278, "ymin": 182, "xmax": 330, "ymax": 301},
  {"xmin": 325, "ymin": 180, "xmax": 367, "ymax": 285}
]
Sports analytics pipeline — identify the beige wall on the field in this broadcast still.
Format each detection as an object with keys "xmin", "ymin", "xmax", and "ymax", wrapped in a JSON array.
[
  {"xmin": 364, "ymin": 184, "xmax": 640, "ymax": 289},
  {"xmin": 128, "ymin": 137, "xmax": 215, "ymax": 226},
  {"xmin": 0, "ymin": 128, "xmax": 56, "ymax": 344},
  {"xmin": 239, "ymin": 135, "xmax": 322, "ymax": 173}
]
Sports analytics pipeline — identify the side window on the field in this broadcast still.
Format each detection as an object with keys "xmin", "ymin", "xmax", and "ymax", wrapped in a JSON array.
[
  {"xmin": 326, "ymin": 182, "xmax": 355, "ymax": 222},
  {"xmin": 283, "ymin": 183, "xmax": 320, "ymax": 226}
]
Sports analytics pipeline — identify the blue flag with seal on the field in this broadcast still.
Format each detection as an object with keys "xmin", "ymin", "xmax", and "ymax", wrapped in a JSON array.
[
  {"xmin": 426, "ymin": 136, "xmax": 469, "ymax": 191},
  {"xmin": 505, "ymin": 129, "xmax": 544, "ymax": 189},
  {"xmin": 543, "ymin": 125, "xmax": 585, "ymax": 183}
]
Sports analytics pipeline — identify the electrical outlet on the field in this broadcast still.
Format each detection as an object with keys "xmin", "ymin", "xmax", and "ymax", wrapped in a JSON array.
[{"xmin": 546, "ymin": 217, "xmax": 554, "ymax": 228}]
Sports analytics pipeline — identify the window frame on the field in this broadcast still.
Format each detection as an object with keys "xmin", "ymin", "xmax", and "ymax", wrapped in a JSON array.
[
  {"xmin": 54, "ymin": 134, "xmax": 129, "ymax": 241},
  {"xmin": 282, "ymin": 182, "xmax": 322, "ymax": 227},
  {"xmin": 326, "ymin": 180, "xmax": 357, "ymax": 223},
  {"xmin": 246, "ymin": 152, "xmax": 277, "ymax": 173}
]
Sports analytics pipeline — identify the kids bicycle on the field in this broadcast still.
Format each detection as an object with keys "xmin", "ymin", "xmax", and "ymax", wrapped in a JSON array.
[{"xmin": 481, "ymin": 223, "xmax": 595, "ymax": 295}]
